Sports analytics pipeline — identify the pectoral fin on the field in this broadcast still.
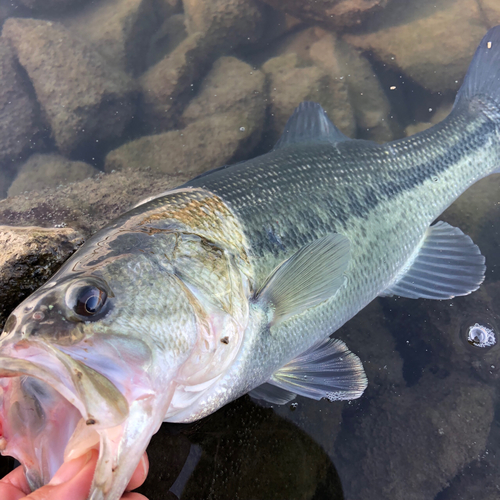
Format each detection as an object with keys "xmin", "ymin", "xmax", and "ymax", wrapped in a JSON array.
[
  {"xmin": 251, "ymin": 337, "xmax": 367, "ymax": 404},
  {"xmin": 255, "ymin": 233, "xmax": 350, "ymax": 325},
  {"xmin": 381, "ymin": 221, "xmax": 485, "ymax": 300}
]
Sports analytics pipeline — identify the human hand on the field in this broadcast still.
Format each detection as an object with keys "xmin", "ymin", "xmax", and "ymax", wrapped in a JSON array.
[{"xmin": 0, "ymin": 449, "xmax": 149, "ymax": 500}]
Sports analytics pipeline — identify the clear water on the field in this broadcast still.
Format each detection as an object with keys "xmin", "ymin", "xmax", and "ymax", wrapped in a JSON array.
[{"xmin": 0, "ymin": 1, "xmax": 500, "ymax": 499}]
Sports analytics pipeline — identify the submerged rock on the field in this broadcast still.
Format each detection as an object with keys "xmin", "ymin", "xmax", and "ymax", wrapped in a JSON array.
[
  {"xmin": 259, "ymin": 26, "xmax": 396, "ymax": 142},
  {"xmin": 8, "ymin": 154, "xmax": 98, "ymax": 197},
  {"xmin": 260, "ymin": 0, "xmax": 390, "ymax": 31},
  {"xmin": 146, "ymin": 13, "xmax": 187, "ymax": 68},
  {"xmin": 335, "ymin": 371, "xmax": 495, "ymax": 500},
  {"xmin": 182, "ymin": 0, "xmax": 264, "ymax": 50},
  {"xmin": 2, "ymin": 18, "xmax": 136, "ymax": 158},
  {"xmin": 309, "ymin": 31, "xmax": 397, "ymax": 142},
  {"xmin": 344, "ymin": 0, "xmax": 487, "ymax": 93},
  {"xmin": 140, "ymin": 32, "xmax": 212, "ymax": 132},
  {"xmin": 405, "ymin": 102, "xmax": 453, "ymax": 136},
  {"xmin": 0, "ymin": 225, "xmax": 84, "ymax": 328},
  {"xmin": 60, "ymin": 0, "xmax": 159, "ymax": 76},
  {"xmin": 14, "ymin": 0, "xmax": 87, "ymax": 13},
  {"xmin": 0, "ymin": 38, "xmax": 45, "ymax": 169},
  {"xmin": 113, "ymin": 56, "xmax": 266, "ymax": 175},
  {"xmin": 180, "ymin": 56, "xmax": 265, "ymax": 127},
  {"xmin": 481, "ymin": 0, "xmax": 500, "ymax": 27},
  {"xmin": 0, "ymin": 168, "xmax": 190, "ymax": 238},
  {"xmin": 438, "ymin": 455, "xmax": 500, "ymax": 500},
  {"xmin": 262, "ymin": 53, "xmax": 356, "ymax": 146}
]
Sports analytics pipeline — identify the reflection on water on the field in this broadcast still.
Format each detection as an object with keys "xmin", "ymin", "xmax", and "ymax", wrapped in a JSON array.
[{"xmin": 0, "ymin": 0, "xmax": 500, "ymax": 499}]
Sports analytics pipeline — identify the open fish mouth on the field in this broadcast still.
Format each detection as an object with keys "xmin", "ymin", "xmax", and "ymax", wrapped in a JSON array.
[
  {"xmin": 0, "ymin": 373, "xmax": 83, "ymax": 490},
  {"xmin": 0, "ymin": 336, "xmax": 159, "ymax": 498},
  {"xmin": 0, "ymin": 338, "xmax": 129, "ymax": 490}
]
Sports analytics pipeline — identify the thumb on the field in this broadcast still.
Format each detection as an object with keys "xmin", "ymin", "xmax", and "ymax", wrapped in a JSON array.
[{"xmin": 24, "ymin": 450, "xmax": 98, "ymax": 500}]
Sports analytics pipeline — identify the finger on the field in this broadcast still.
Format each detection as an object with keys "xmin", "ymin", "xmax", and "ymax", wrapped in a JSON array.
[
  {"xmin": 48, "ymin": 450, "xmax": 96, "ymax": 486},
  {"xmin": 24, "ymin": 450, "xmax": 98, "ymax": 500},
  {"xmin": 0, "ymin": 466, "xmax": 31, "ymax": 495},
  {"xmin": 126, "ymin": 452, "xmax": 149, "ymax": 491},
  {"xmin": 0, "ymin": 482, "xmax": 25, "ymax": 500},
  {"xmin": 122, "ymin": 493, "xmax": 149, "ymax": 500}
]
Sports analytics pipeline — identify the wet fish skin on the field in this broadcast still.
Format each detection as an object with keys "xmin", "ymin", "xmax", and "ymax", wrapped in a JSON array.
[{"xmin": 0, "ymin": 26, "xmax": 500, "ymax": 500}]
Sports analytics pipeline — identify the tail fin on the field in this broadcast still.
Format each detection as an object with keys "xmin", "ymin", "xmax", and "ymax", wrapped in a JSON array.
[{"xmin": 455, "ymin": 26, "xmax": 500, "ymax": 115}]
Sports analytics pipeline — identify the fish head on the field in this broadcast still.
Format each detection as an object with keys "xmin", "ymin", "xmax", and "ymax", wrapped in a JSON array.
[
  {"xmin": 0, "ymin": 220, "xmax": 252, "ymax": 498},
  {"xmin": 0, "ymin": 272, "xmax": 157, "ymax": 496}
]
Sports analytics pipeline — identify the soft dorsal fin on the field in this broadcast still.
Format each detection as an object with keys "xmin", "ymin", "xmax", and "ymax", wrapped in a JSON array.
[
  {"xmin": 251, "ymin": 337, "xmax": 367, "ymax": 404},
  {"xmin": 381, "ymin": 221, "xmax": 486, "ymax": 300},
  {"xmin": 273, "ymin": 101, "xmax": 352, "ymax": 150},
  {"xmin": 255, "ymin": 233, "xmax": 350, "ymax": 325}
]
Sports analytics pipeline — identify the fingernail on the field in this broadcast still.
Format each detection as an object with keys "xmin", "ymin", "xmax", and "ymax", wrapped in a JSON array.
[
  {"xmin": 139, "ymin": 454, "xmax": 148, "ymax": 481},
  {"xmin": 49, "ymin": 450, "xmax": 93, "ymax": 485}
]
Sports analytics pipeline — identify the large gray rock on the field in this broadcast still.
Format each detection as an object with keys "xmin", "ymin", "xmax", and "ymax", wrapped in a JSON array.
[
  {"xmin": 182, "ymin": 0, "xmax": 264, "ymax": 50},
  {"xmin": 60, "ymin": 0, "xmax": 159, "ymax": 76},
  {"xmin": 140, "ymin": 32, "xmax": 212, "ymax": 132},
  {"xmin": 0, "ymin": 38, "xmax": 45, "ymax": 168},
  {"xmin": 344, "ymin": 0, "xmax": 488, "ymax": 93},
  {"xmin": 262, "ymin": 53, "xmax": 356, "ymax": 146},
  {"xmin": 2, "ymin": 18, "xmax": 136, "ymax": 157},
  {"xmin": 260, "ymin": 0, "xmax": 390, "ymax": 31},
  {"xmin": 109, "ymin": 56, "xmax": 266, "ymax": 175},
  {"xmin": 8, "ymin": 154, "xmax": 98, "ymax": 197},
  {"xmin": 0, "ymin": 225, "xmax": 84, "ymax": 328}
]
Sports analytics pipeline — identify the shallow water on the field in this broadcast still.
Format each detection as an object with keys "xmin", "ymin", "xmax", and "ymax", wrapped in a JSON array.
[{"xmin": 0, "ymin": 1, "xmax": 500, "ymax": 499}]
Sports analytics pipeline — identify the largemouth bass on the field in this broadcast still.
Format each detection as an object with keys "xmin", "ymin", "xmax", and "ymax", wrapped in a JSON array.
[{"xmin": 1, "ymin": 26, "xmax": 500, "ymax": 500}]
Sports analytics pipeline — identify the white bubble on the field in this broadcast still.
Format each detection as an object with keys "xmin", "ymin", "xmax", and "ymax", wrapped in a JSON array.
[
  {"xmin": 239, "ymin": 127, "xmax": 245, "ymax": 132},
  {"xmin": 467, "ymin": 323, "xmax": 496, "ymax": 348}
]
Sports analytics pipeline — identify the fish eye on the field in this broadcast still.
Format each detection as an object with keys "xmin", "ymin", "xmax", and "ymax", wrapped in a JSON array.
[
  {"xmin": 74, "ymin": 287, "xmax": 107, "ymax": 316},
  {"xmin": 66, "ymin": 280, "xmax": 110, "ymax": 320}
]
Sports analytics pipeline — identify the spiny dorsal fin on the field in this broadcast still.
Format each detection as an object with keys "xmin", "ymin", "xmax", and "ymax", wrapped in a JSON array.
[
  {"xmin": 261, "ymin": 337, "xmax": 367, "ymax": 402},
  {"xmin": 255, "ymin": 233, "xmax": 350, "ymax": 325},
  {"xmin": 273, "ymin": 101, "xmax": 352, "ymax": 150},
  {"xmin": 380, "ymin": 221, "xmax": 485, "ymax": 300}
]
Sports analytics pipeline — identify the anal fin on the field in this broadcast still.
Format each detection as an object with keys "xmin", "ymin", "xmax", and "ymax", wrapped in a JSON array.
[
  {"xmin": 252, "ymin": 337, "xmax": 367, "ymax": 404},
  {"xmin": 249, "ymin": 383, "xmax": 297, "ymax": 405},
  {"xmin": 381, "ymin": 221, "xmax": 486, "ymax": 300}
]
